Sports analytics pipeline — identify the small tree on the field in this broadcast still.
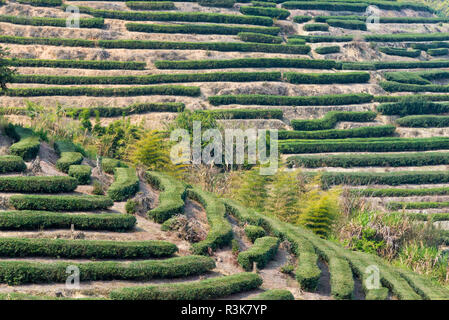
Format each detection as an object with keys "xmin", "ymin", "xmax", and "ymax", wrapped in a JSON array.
[{"xmin": 0, "ymin": 46, "xmax": 16, "ymax": 91}]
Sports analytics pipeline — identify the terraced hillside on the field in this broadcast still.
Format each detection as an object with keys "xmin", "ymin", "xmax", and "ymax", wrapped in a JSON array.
[{"xmin": 1, "ymin": 0, "xmax": 449, "ymax": 301}]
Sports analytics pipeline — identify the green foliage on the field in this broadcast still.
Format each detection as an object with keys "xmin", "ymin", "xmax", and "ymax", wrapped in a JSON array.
[
  {"xmin": 196, "ymin": 108, "xmax": 283, "ymax": 120},
  {"xmin": 283, "ymin": 1, "xmax": 368, "ymax": 12},
  {"xmin": 0, "ymin": 256, "xmax": 215, "ymax": 285},
  {"xmin": 293, "ymin": 15, "xmax": 312, "ymax": 23},
  {"xmin": 285, "ymin": 72, "xmax": 368, "ymax": 84},
  {"xmin": 279, "ymin": 125, "xmax": 395, "ymax": 140},
  {"xmin": 209, "ymin": 93, "xmax": 373, "ymax": 106},
  {"xmin": 366, "ymin": 32, "xmax": 449, "ymax": 42},
  {"xmin": 232, "ymin": 169, "xmax": 268, "ymax": 212},
  {"xmin": 251, "ymin": 289, "xmax": 294, "ymax": 300},
  {"xmin": 101, "ymin": 157, "xmax": 128, "ymax": 174},
  {"xmin": 7, "ymin": 58, "xmax": 145, "ymax": 70},
  {"xmin": 68, "ymin": 165, "xmax": 92, "ymax": 185},
  {"xmin": 354, "ymin": 187, "xmax": 449, "ymax": 197},
  {"xmin": 314, "ymin": 45, "xmax": 340, "ymax": 54},
  {"xmin": 379, "ymin": 47, "xmax": 421, "ymax": 58},
  {"xmin": 244, "ymin": 225, "xmax": 266, "ymax": 243},
  {"xmin": 0, "ymin": 238, "xmax": 178, "ymax": 259},
  {"xmin": 380, "ymin": 81, "xmax": 449, "ymax": 93},
  {"xmin": 291, "ymin": 111, "xmax": 376, "ymax": 131},
  {"xmin": 5, "ymin": 124, "xmax": 40, "ymax": 161},
  {"xmin": 125, "ymin": 199, "xmax": 138, "ymax": 214},
  {"xmin": 146, "ymin": 171, "xmax": 187, "ymax": 223},
  {"xmin": 0, "ymin": 155, "xmax": 26, "ymax": 173},
  {"xmin": 0, "ymin": 210, "xmax": 136, "ymax": 231},
  {"xmin": 238, "ymin": 236, "xmax": 279, "ymax": 271},
  {"xmin": 238, "ymin": 32, "xmax": 282, "ymax": 44},
  {"xmin": 9, "ymin": 195, "xmax": 113, "ymax": 211},
  {"xmin": 17, "ymin": 0, "xmax": 61, "ymax": 6},
  {"xmin": 377, "ymin": 98, "xmax": 449, "ymax": 116},
  {"xmin": 109, "ymin": 272, "xmax": 262, "ymax": 300},
  {"xmin": 0, "ymin": 176, "xmax": 77, "ymax": 193},
  {"xmin": 252, "ymin": 1, "xmax": 276, "ymax": 7},
  {"xmin": 198, "ymin": 0, "xmax": 235, "ymax": 8},
  {"xmin": 0, "ymin": 46, "xmax": 16, "ymax": 90},
  {"xmin": 107, "ymin": 168, "xmax": 140, "ymax": 201},
  {"xmin": 240, "ymin": 6, "xmax": 290, "ymax": 19},
  {"xmin": 56, "ymin": 152, "xmax": 83, "ymax": 173},
  {"xmin": 291, "ymin": 35, "xmax": 353, "ymax": 43},
  {"xmin": 327, "ymin": 19, "xmax": 366, "ymax": 30},
  {"xmin": 126, "ymin": 22, "xmax": 280, "ymax": 35},
  {"xmin": 303, "ymin": 23, "xmax": 329, "ymax": 32},
  {"xmin": 0, "ymin": 15, "xmax": 104, "ymax": 28},
  {"xmin": 397, "ymin": 115, "xmax": 449, "ymax": 128},
  {"xmin": 387, "ymin": 201, "xmax": 449, "ymax": 210},
  {"xmin": 125, "ymin": 1, "xmax": 175, "ymax": 10}
]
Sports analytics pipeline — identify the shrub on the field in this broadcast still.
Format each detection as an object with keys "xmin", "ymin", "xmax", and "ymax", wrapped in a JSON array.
[
  {"xmin": 98, "ymin": 39, "xmax": 310, "ymax": 54},
  {"xmin": 327, "ymin": 19, "xmax": 366, "ymax": 30},
  {"xmin": 146, "ymin": 171, "xmax": 187, "ymax": 223},
  {"xmin": 316, "ymin": 16, "xmax": 449, "ymax": 24},
  {"xmin": 0, "ymin": 255, "xmax": 215, "ymax": 285},
  {"xmin": 250, "ymin": 289, "xmax": 294, "ymax": 300},
  {"xmin": 396, "ymin": 115, "xmax": 449, "ymax": 128},
  {"xmin": 0, "ymin": 210, "xmax": 136, "ymax": 231},
  {"xmin": 380, "ymin": 81, "xmax": 449, "ymax": 93},
  {"xmin": 17, "ymin": 0, "xmax": 61, "ymax": 6},
  {"xmin": 387, "ymin": 201, "xmax": 449, "ymax": 210},
  {"xmin": 68, "ymin": 165, "xmax": 92, "ymax": 185},
  {"xmin": 0, "ymin": 156, "xmax": 26, "ymax": 173},
  {"xmin": 125, "ymin": 199, "xmax": 138, "ymax": 214},
  {"xmin": 7, "ymin": 58, "xmax": 145, "ymax": 70},
  {"xmin": 56, "ymin": 152, "xmax": 83, "ymax": 173},
  {"xmin": 365, "ymin": 32, "xmax": 449, "ymax": 42},
  {"xmin": 9, "ymin": 195, "xmax": 114, "ymax": 211},
  {"xmin": 285, "ymin": 71, "xmax": 368, "ymax": 84},
  {"xmin": 196, "ymin": 108, "xmax": 283, "ymax": 120},
  {"xmin": 303, "ymin": 23, "xmax": 329, "ymax": 32},
  {"xmin": 353, "ymin": 187, "xmax": 449, "ymax": 197},
  {"xmin": 110, "ymin": 272, "xmax": 262, "ymax": 300},
  {"xmin": 291, "ymin": 111, "xmax": 376, "ymax": 131},
  {"xmin": 376, "ymin": 99, "xmax": 449, "ymax": 116},
  {"xmin": 240, "ymin": 6, "xmax": 290, "ymax": 19},
  {"xmin": 238, "ymin": 32, "xmax": 282, "ymax": 44},
  {"xmin": 0, "ymin": 176, "xmax": 77, "ymax": 193},
  {"xmin": 107, "ymin": 168, "xmax": 140, "ymax": 201},
  {"xmin": 101, "ymin": 157, "xmax": 128, "ymax": 174},
  {"xmin": 125, "ymin": 1, "xmax": 175, "ymax": 10},
  {"xmin": 244, "ymin": 225, "xmax": 266, "ymax": 242},
  {"xmin": 293, "ymin": 15, "xmax": 312, "ymax": 23},
  {"xmin": 126, "ymin": 22, "xmax": 280, "ymax": 35},
  {"xmin": 252, "ymin": 1, "xmax": 276, "ymax": 7},
  {"xmin": 279, "ymin": 137, "xmax": 449, "ymax": 154},
  {"xmin": 287, "ymin": 151, "xmax": 449, "ymax": 168},
  {"xmin": 0, "ymin": 15, "xmax": 104, "ymax": 28},
  {"xmin": 383, "ymin": 71, "xmax": 431, "ymax": 85},
  {"xmin": 0, "ymin": 35, "xmax": 95, "ymax": 47},
  {"xmin": 189, "ymin": 188, "xmax": 233, "ymax": 255},
  {"xmin": 282, "ymin": 1, "xmax": 368, "ymax": 12},
  {"xmin": 379, "ymin": 47, "xmax": 421, "ymax": 58},
  {"xmin": 66, "ymin": 103, "xmax": 184, "ymax": 118},
  {"xmin": 198, "ymin": 0, "xmax": 235, "ymax": 8},
  {"xmin": 155, "ymin": 57, "xmax": 338, "ymax": 69},
  {"xmin": 3, "ymin": 86, "xmax": 201, "ymax": 97},
  {"xmin": 5, "ymin": 125, "xmax": 40, "ymax": 161},
  {"xmin": 279, "ymin": 125, "xmax": 395, "ymax": 140},
  {"xmin": 209, "ymin": 93, "xmax": 373, "ymax": 106},
  {"xmin": 0, "ymin": 238, "xmax": 178, "ymax": 259},
  {"xmin": 291, "ymin": 35, "xmax": 353, "ymax": 43},
  {"xmin": 238, "ymin": 236, "xmax": 279, "ymax": 271},
  {"xmin": 428, "ymin": 48, "xmax": 449, "ymax": 56},
  {"xmin": 315, "ymin": 45, "xmax": 340, "ymax": 54}
]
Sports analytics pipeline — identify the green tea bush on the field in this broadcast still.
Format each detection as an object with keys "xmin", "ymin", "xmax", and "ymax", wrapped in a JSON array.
[
  {"xmin": 0, "ymin": 256, "xmax": 215, "ymax": 285},
  {"xmin": 315, "ymin": 45, "xmax": 340, "ymax": 54},
  {"xmin": 252, "ymin": 1, "xmax": 276, "ymax": 7},
  {"xmin": 293, "ymin": 15, "xmax": 312, "ymax": 23},
  {"xmin": 0, "ymin": 238, "xmax": 178, "ymax": 259},
  {"xmin": 278, "ymin": 125, "xmax": 395, "ymax": 140},
  {"xmin": 428, "ymin": 48, "xmax": 449, "ymax": 56},
  {"xmin": 387, "ymin": 201, "xmax": 449, "ymax": 210},
  {"xmin": 56, "ymin": 152, "xmax": 83, "ymax": 173},
  {"xmin": 240, "ymin": 6, "xmax": 290, "ymax": 19},
  {"xmin": 238, "ymin": 236, "xmax": 279, "ymax": 271},
  {"xmin": 250, "ymin": 289, "xmax": 294, "ymax": 300},
  {"xmin": 7, "ymin": 58, "xmax": 145, "ymax": 70},
  {"xmin": 238, "ymin": 32, "xmax": 282, "ymax": 44},
  {"xmin": 291, "ymin": 111, "xmax": 376, "ymax": 131},
  {"xmin": 327, "ymin": 19, "xmax": 366, "ymax": 30},
  {"xmin": 0, "ymin": 15, "xmax": 104, "ymax": 28},
  {"xmin": 366, "ymin": 32, "xmax": 449, "ymax": 42},
  {"xmin": 0, "ymin": 176, "xmax": 77, "ymax": 193},
  {"xmin": 17, "ymin": 0, "xmax": 62, "ymax": 6},
  {"xmin": 0, "ymin": 156, "xmax": 26, "ymax": 173},
  {"xmin": 353, "ymin": 187, "xmax": 449, "ymax": 197},
  {"xmin": 0, "ymin": 35, "xmax": 95, "ymax": 47},
  {"xmin": 378, "ymin": 47, "xmax": 421, "ymax": 58},
  {"xmin": 146, "ymin": 171, "xmax": 187, "ymax": 223},
  {"xmin": 107, "ymin": 168, "xmax": 140, "ymax": 201},
  {"xmin": 380, "ymin": 81, "xmax": 449, "ymax": 93},
  {"xmin": 196, "ymin": 108, "xmax": 283, "ymax": 120},
  {"xmin": 198, "ymin": 0, "xmax": 235, "ymax": 8},
  {"xmin": 282, "ymin": 1, "xmax": 368, "ymax": 12},
  {"xmin": 5, "ymin": 125, "xmax": 40, "ymax": 161},
  {"xmin": 9, "ymin": 195, "xmax": 114, "ymax": 211},
  {"xmin": 189, "ymin": 188, "xmax": 233, "ymax": 255},
  {"xmin": 209, "ymin": 93, "xmax": 373, "ymax": 106},
  {"xmin": 0, "ymin": 210, "xmax": 136, "ymax": 231},
  {"xmin": 244, "ymin": 225, "xmax": 266, "ymax": 242},
  {"xmin": 68, "ymin": 165, "xmax": 92, "ymax": 185},
  {"xmin": 291, "ymin": 35, "xmax": 353, "ymax": 43},
  {"xmin": 303, "ymin": 23, "xmax": 329, "ymax": 32},
  {"xmin": 125, "ymin": 1, "xmax": 175, "ymax": 10},
  {"xmin": 126, "ymin": 22, "xmax": 280, "ymax": 35},
  {"xmin": 285, "ymin": 71, "xmax": 368, "ymax": 84},
  {"xmin": 377, "ymin": 99, "xmax": 449, "ymax": 116},
  {"xmin": 396, "ymin": 115, "xmax": 449, "ymax": 128},
  {"xmin": 109, "ymin": 272, "xmax": 262, "ymax": 300},
  {"xmin": 101, "ymin": 157, "xmax": 128, "ymax": 174}
]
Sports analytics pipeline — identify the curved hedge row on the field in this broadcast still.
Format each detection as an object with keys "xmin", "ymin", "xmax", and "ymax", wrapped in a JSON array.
[
  {"xmin": 5, "ymin": 125, "xmax": 40, "ymax": 161},
  {"xmin": 109, "ymin": 272, "xmax": 262, "ymax": 300},
  {"xmin": 0, "ymin": 256, "xmax": 215, "ymax": 285},
  {"xmin": 107, "ymin": 168, "xmax": 140, "ymax": 201},
  {"xmin": 146, "ymin": 171, "xmax": 187, "ymax": 223},
  {"xmin": 353, "ymin": 187, "xmax": 449, "ymax": 197},
  {"xmin": 154, "ymin": 57, "xmax": 338, "ymax": 69},
  {"xmin": 68, "ymin": 165, "xmax": 92, "ymax": 185},
  {"xmin": 237, "ymin": 236, "xmax": 279, "ymax": 271},
  {"xmin": 3, "ymin": 86, "xmax": 201, "ymax": 97},
  {"xmin": 126, "ymin": 22, "xmax": 280, "ymax": 35},
  {"xmin": 13, "ymin": 72, "xmax": 282, "ymax": 85},
  {"xmin": 209, "ymin": 93, "xmax": 373, "ymax": 106},
  {"xmin": 378, "ymin": 47, "xmax": 421, "ymax": 58},
  {"xmin": 287, "ymin": 151, "xmax": 449, "ymax": 168},
  {"xmin": 396, "ymin": 115, "xmax": 449, "ymax": 128},
  {"xmin": 0, "ymin": 210, "xmax": 136, "ymax": 231},
  {"xmin": 7, "ymin": 58, "xmax": 146, "ymax": 70},
  {"xmin": 74, "ymin": 5, "xmax": 274, "ymax": 25},
  {"xmin": 9, "ymin": 195, "xmax": 114, "ymax": 211},
  {"xmin": 327, "ymin": 19, "xmax": 366, "ymax": 30},
  {"xmin": 0, "ymin": 15, "xmax": 105, "ymax": 28},
  {"xmin": 101, "ymin": 157, "xmax": 128, "ymax": 175},
  {"xmin": 244, "ymin": 225, "xmax": 266, "ymax": 242},
  {"xmin": 291, "ymin": 111, "xmax": 377, "ymax": 131},
  {"xmin": 284, "ymin": 71, "xmax": 369, "ymax": 84},
  {"xmin": 0, "ymin": 238, "xmax": 178, "ymax": 259},
  {"xmin": 279, "ymin": 137, "xmax": 449, "ymax": 154},
  {"xmin": 0, "ymin": 176, "xmax": 77, "ymax": 193},
  {"xmin": 315, "ymin": 45, "xmax": 340, "ymax": 54},
  {"xmin": 189, "ymin": 188, "xmax": 233, "ymax": 255},
  {"xmin": 238, "ymin": 32, "xmax": 282, "ymax": 44},
  {"xmin": 278, "ymin": 125, "xmax": 396, "ymax": 140},
  {"xmin": 320, "ymin": 171, "xmax": 449, "ymax": 186},
  {"xmin": 0, "ymin": 156, "xmax": 26, "ymax": 174},
  {"xmin": 240, "ymin": 6, "xmax": 290, "ymax": 19},
  {"xmin": 125, "ymin": 1, "xmax": 176, "ymax": 10},
  {"xmin": 56, "ymin": 152, "xmax": 83, "ymax": 173},
  {"xmin": 250, "ymin": 289, "xmax": 294, "ymax": 300}
]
